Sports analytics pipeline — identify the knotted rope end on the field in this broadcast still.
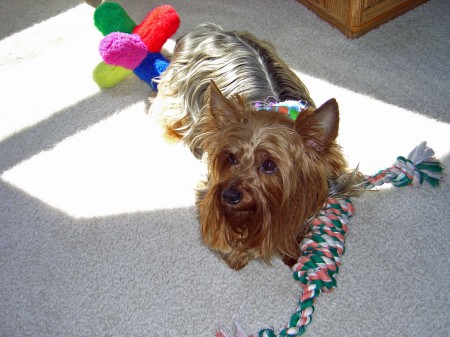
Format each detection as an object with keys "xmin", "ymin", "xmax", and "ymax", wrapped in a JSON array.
[{"xmin": 365, "ymin": 142, "xmax": 444, "ymax": 189}]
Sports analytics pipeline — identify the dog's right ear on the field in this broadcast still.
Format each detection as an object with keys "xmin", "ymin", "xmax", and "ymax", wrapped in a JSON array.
[
  {"xmin": 207, "ymin": 80, "xmax": 241, "ymax": 126},
  {"xmin": 207, "ymin": 80, "xmax": 232, "ymax": 121}
]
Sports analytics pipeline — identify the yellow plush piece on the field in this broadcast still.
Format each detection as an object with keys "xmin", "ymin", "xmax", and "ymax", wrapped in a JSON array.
[{"xmin": 93, "ymin": 62, "xmax": 133, "ymax": 88}]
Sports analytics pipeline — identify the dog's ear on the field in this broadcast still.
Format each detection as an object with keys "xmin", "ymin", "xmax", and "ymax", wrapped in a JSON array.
[
  {"xmin": 208, "ymin": 80, "xmax": 231, "ymax": 114},
  {"xmin": 207, "ymin": 80, "xmax": 242, "ymax": 125},
  {"xmin": 294, "ymin": 98, "xmax": 339, "ymax": 153}
]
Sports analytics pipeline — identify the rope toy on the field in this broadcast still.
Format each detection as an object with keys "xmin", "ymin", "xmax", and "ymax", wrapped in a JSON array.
[{"xmin": 218, "ymin": 141, "xmax": 443, "ymax": 337}]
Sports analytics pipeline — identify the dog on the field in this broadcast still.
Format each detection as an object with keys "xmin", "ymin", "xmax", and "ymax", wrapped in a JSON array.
[{"xmin": 150, "ymin": 23, "xmax": 360, "ymax": 270}]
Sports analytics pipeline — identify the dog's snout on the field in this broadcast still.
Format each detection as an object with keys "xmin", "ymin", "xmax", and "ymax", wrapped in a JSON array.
[{"xmin": 222, "ymin": 188, "xmax": 243, "ymax": 205}]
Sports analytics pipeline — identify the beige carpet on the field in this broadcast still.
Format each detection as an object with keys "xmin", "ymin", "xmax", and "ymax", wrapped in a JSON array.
[{"xmin": 0, "ymin": 0, "xmax": 449, "ymax": 336}]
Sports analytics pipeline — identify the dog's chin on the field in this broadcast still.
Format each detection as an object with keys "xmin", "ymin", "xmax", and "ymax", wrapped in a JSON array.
[{"xmin": 222, "ymin": 208, "xmax": 256, "ymax": 230}]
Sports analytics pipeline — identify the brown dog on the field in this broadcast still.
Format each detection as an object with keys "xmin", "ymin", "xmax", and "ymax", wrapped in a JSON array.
[{"xmin": 151, "ymin": 23, "xmax": 360, "ymax": 269}]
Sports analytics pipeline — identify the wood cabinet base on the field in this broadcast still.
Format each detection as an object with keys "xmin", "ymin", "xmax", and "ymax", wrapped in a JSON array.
[{"xmin": 297, "ymin": 0, "xmax": 427, "ymax": 38}]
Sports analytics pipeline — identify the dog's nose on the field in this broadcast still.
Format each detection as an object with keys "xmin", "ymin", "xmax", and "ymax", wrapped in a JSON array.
[{"xmin": 222, "ymin": 188, "xmax": 243, "ymax": 205}]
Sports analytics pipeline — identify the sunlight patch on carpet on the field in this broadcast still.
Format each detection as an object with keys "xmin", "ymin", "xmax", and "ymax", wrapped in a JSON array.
[
  {"xmin": 2, "ymin": 102, "xmax": 206, "ymax": 218},
  {"xmin": 3, "ymin": 83, "xmax": 448, "ymax": 218},
  {"xmin": 0, "ymin": 4, "xmax": 100, "ymax": 142},
  {"xmin": 1, "ymin": 42, "xmax": 448, "ymax": 218}
]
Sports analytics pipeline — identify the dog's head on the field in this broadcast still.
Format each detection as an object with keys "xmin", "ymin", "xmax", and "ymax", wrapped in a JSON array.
[{"xmin": 197, "ymin": 81, "xmax": 347, "ymax": 269}]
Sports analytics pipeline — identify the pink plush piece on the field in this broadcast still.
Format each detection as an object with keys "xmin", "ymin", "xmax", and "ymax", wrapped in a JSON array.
[{"xmin": 99, "ymin": 32, "xmax": 147, "ymax": 69}]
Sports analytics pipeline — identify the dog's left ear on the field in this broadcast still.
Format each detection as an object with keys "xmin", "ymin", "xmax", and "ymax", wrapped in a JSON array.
[{"xmin": 294, "ymin": 98, "xmax": 339, "ymax": 153}]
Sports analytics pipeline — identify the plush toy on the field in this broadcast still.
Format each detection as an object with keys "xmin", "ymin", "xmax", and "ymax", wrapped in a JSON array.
[{"xmin": 92, "ymin": 2, "xmax": 180, "ymax": 90}]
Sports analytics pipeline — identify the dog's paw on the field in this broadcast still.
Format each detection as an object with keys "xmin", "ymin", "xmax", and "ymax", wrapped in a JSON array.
[{"xmin": 222, "ymin": 252, "xmax": 250, "ymax": 271}]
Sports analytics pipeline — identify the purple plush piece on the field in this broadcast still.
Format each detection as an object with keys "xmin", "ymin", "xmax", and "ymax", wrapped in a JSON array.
[{"xmin": 99, "ymin": 32, "xmax": 147, "ymax": 69}]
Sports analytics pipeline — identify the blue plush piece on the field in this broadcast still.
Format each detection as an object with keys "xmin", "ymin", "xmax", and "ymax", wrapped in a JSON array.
[{"xmin": 133, "ymin": 52, "xmax": 169, "ymax": 91}]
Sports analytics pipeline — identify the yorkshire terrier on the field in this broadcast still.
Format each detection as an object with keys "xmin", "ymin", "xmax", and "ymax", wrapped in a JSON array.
[{"xmin": 150, "ymin": 23, "xmax": 359, "ymax": 270}]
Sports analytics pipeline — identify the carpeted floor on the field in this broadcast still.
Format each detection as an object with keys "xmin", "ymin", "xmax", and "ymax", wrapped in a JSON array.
[{"xmin": 0, "ymin": 1, "xmax": 449, "ymax": 336}]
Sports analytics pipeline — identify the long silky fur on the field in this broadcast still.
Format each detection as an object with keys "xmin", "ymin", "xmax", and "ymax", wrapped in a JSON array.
[{"xmin": 150, "ymin": 23, "xmax": 314, "ymax": 157}]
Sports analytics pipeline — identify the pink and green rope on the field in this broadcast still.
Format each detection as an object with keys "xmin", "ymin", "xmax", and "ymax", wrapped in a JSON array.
[
  {"xmin": 218, "ymin": 142, "xmax": 443, "ymax": 337},
  {"xmin": 364, "ymin": 142, "xmax": 442, "ymax": 189}
]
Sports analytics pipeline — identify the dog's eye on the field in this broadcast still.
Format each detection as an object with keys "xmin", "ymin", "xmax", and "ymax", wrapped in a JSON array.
[
  {"xmin": 260, "ymin": 159, "xmax": 277, "ymax": 174},
  {"xmin": 227, "ymin": 153, "xmax": 238, "ymax": 165}
]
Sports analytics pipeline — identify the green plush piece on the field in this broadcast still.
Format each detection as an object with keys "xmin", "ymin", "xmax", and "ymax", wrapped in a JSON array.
[
  {"xmin": 93, "ymin": 62, "xmax": 133, "ymax": 88},
  {"xmin": 94, "ymin": 2, "xmax": 136, "ymax": 36}
]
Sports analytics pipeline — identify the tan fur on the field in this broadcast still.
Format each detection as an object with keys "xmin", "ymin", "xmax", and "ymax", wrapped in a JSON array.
[
  {"xmin": 150, "ymin": 23, "xmax": 361, "ymax": 270},
  {"xmin": 195, "ymin": 82, "xmax": 351, "ymax": 270}
]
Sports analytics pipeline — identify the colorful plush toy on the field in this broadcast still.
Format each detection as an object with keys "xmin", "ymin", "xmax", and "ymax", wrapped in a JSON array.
[{"xmin": 92, "ymin": 2, "xmax": 180, "ymax": 90}]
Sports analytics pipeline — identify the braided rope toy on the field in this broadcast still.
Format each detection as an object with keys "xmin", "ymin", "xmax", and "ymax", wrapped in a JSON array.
[{"xmin": 218, "ymin": 141, "xmax": 443, "ymax": 337}]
